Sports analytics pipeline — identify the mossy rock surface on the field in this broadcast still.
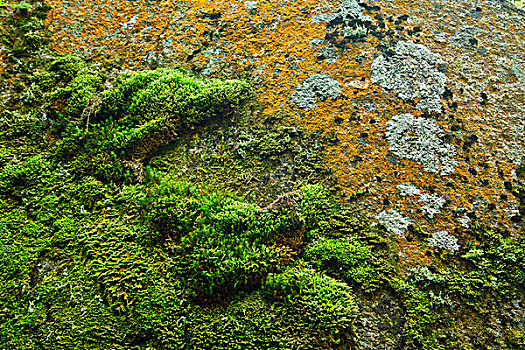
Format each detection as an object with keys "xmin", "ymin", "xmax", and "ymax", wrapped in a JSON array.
[{"xmin": 1, "ymin": 2, "xmax": 525, "ymax": 350}]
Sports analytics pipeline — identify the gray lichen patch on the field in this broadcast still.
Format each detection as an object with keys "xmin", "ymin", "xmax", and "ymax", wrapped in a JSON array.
[
  {"xmin": 458, "ymin": 214, "xmax": 471, "ymax": 228},
  {"xmin": 244, "ymin": 1, "xmax": 258, "ymax": 10},
  {"xmin": 312, "ymin": 0, "xmax": 372, "ymax": 24},
  {"xmin": 428, "ymin": 230, "xmax": 460, "ymax": 252},
  {"xmin": 397, "ymin": 183, "xmax": 421, "ymax": 196},
  {"xmin": 449, "ymin": 26, "xmax": 481, "ymax": 49},
  {"xmin": 385, "ymin": 113, "xmax": 458, "ymax": 175},
  {"xmin": 290, "ymin": 74, "xmax": 342, "ymax": 109},
  {"xmin": 419, "ymin": 193, "xmax": 446, "ymax": 219},
  {"xmin": 371, "ymin": 41, "xmax": 447, "ymax": 113},
  {"xmin": 511, "ymin": 60, "xmax": 525, "ymax": 90},
  {"xmin": 318, "ymin": 45, "xmax": 339, "ymax": 64},
  {"xmin": 375, "ymin": 209, "xmax": 412, "ymax": 237}
]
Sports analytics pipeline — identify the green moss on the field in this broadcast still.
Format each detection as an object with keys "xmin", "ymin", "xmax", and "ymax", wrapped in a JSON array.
[
  {"xmin": 304, "ymin": 238, "xmax": 380, "ymax": 291},
  {"xmin": 263, "ymin": 265, "xmax": 359, "ymax": 348}
]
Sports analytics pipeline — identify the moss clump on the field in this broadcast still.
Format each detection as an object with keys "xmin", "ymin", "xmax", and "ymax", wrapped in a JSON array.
[
  {"xmin": 305, "ymin": 238, "xmax": 379, "ymax": 290},
  {"xmin": 33, "ymin": 64, "xmax": 253, "ymax": 182}
]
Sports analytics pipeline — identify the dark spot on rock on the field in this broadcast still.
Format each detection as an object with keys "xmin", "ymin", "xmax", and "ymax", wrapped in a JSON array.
[
  {"xmin": 395, "ymin": 14, "xmax": 409, "ymax": 25},
  {"xmin": 442, "ymin": 134, "xmax": 454, "ymax": 143},
  {"xmin": 469, "ymin": 38, "xmax": 478, "ymax": 46},
  {"xmin": 504, "ymin": 181, "xmax": 512, "ymax": 191},
  {"xmin": 334, "ymin": 116, "xmax": 343, "ymax": 125},
  {"xmin": 488, "ymin": 203, "xmax": 496, "ymax": 210},
  {"xmin": 468, "ymin": 168, "xmax": 478, "ymax": 176},
  {"xmin": 511, "ymin": 215, "xmax": 522, "ymax": 223},
  {"xmin": 443, "ymin": 88, "xmax": 453, "ymax": 100},
  {"xmin": 481, "ymin": 179, "xmax": 489, "ymax": 186},
  {"xmin": 450, "ymin": 102, "xmax": 458, "ymax": 110},
  {"xmin": 360, "ymin": 3, "xmax": 380, "ymax": 11},
  {"xmin": 500, "ymin": 194, "xmax": 508, "ymax": 201},
  {"xmin": 203, "ymin": 10, "xmax": 222, "ymax": 20},
  {"xmin": 186, "ymin": 48, "xmax": 202, "ymax": 61},
  {"xmin": 408, "ymin": 26, "xmax": 422, "ymax": 36},
  {"xmin": 462, "ymin": 134, "xmax": 478, "ymax": 151},
  {"xmin": 476, "ymin": 7, "xmax": 482, "ymax": 12},
  {"xmin": 369, "ymin": 118, "xmax": 376, "ymax": 124},
  {"xmin": 451, "ymin": 125, "xmax": 460, "ymax": 132},
  {"xmin": 360, "ymin": 132, "xmax": 368, "ymax": 139},
  {"xmin": 383, "ymin": 198, "xmax": 390, "ymax": 205},
  {"xmin": 480, "ymin": 92, "xmax": 487, "ymax": 105}
]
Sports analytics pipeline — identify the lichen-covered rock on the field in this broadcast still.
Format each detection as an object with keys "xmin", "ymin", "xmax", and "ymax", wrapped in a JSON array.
[
  {"xmin": 375, "ymin": 209, "xmax": 412, "ymax": 237},
  {"xmin": 371, "ymin": 41, "xmax": 447, "ymax": 113},
  {"xmin": 290, "ymin": 74, "xmax": 342, "ymax": 109},
  {"xmin": 385, "ymin": 113, "xmax": 458, "ymax": 175},
  {"xmin": 449, "ymin": 26, "xmax": 481, "ymax": 49},
  {"xmin": 419, "ymin": 193, "xmax": 446, "ymax": 220},
  {"xmin": 312, "ymin": 0, "xmax": 372, "ymax": 24},
  {"xmin": 428, "ymin": 230, "xmax": 460, "ymax": 252},
  {"xmin": 42, "ymin": 0, "xmax": 525, "ymax": 242},
  {"xmin": 4, "ymin": 1, "xmax": 525, "ymax": 349},
  {"xmin": 397, "ymin": 183, "xmax": 421, "ymax": 197}
]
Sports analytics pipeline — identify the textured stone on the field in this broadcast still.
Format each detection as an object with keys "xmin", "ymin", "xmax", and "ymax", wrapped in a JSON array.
[
  {"xmin": 375, "ymin": 209, "xmax": 412, "ymax": 237},
  {"xmin": 290, "ymin": 74, "xmax": 342, "ymax": 110},
  {"xmin": 39, "ymin": 0, "xmax": 525, "ymax": 249},
  {"xmin": 397, "ymin": 183, "xmax": 421, "ymax": 197},
  {"xmin": 371, "ymin": 41, "xmax": 447, "ymax": 113},
  {"xmin": 428, "ymin": 230, "xmax": 460, "ymax": 252},
  {"xmin": 312, "ymin": 0, "xmax": 372, "ymax": 24},
  {"xmin": 419, "ymin": 193, "xmax": 446, "ymax": 219},
  {"xmin": 385, "ymin": 114, "xmax": 458, "ymax": 176}
]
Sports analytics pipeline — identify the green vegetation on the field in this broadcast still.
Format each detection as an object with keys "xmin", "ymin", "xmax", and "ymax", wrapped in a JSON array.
[{"xmin": 1, "ymin": 2, "xmax": 525, "ymax": 350}]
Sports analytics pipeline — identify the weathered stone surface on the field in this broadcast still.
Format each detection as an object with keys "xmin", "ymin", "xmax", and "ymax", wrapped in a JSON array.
[
  {"xmin": 371, "ymin": 41, "xmax": 447, "ymax": 113},
  {"xmin": 290, "ymin": 73, "xmax": 342, "ymax": 109},
  {"xmin": 385, "ymin": 113, "xmax": 458, "ymax": 175},
  {"xmin": 39, "ymin": 0, "xmax": 525, "ymax": 260}
]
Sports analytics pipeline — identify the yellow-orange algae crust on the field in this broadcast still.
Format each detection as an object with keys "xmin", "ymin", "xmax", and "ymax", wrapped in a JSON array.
[{"xmin": 45, "ymin": 0, "xmax": 525, "ymax": 245}]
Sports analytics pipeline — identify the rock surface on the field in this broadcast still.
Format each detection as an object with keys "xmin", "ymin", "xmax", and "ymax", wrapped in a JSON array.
[
  {"xmin": 26, "ymin": 0, "xmax": 524, "ymax": 266},
  {"xmin": 1, "ymin": 0, "xmax": 525, "ymax": 348},
  {"xmin": 40, "ymin": 0, "xmax": 525, "ymax": 243}
]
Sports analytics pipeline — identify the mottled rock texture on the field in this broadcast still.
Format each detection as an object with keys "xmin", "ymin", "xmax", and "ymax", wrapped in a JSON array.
[
  {"xmin": 1, "ymin": 0, "xmax": 524, "ymax": 348},
  {"xmin": 34, "ymin": 0, "xmax": 525, "ymax": 260}
]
